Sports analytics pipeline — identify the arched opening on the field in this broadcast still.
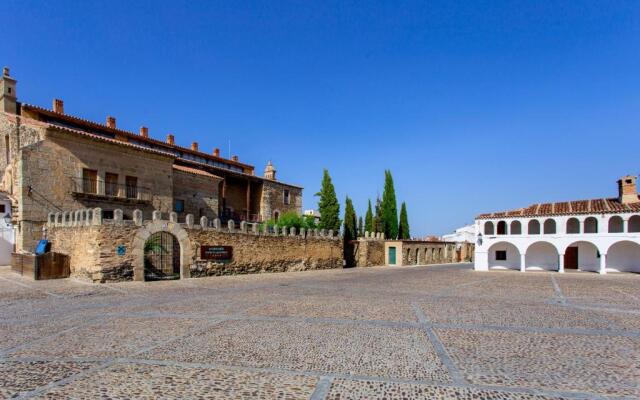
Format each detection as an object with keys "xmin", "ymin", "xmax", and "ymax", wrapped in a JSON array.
[
  {"xmin": 144, "ymin": 231, "xmax": 181, "ymax": 281},
  {"xmin": 566, "ymin": 218, "xmax": 580, "ymax": 234},
  {"xmin": 415, "ymin": 248, "xmax": 420, "ymax": 265},
  {"xmin": 525, "ymin": 241, "xmax": 559, "ymax": 271},
  {"xmin": 606, "ymin": 241, "xmax": 640, "ymax": 272},
  {"xmin": 484, "ymin": 221, "xmax": 494, "ymax": 235},
  {"xmin": 564, "ymin": 241, "xmax": 600, "ymax": 272},
  {"xmin": 510, "ymin": 221, "xmax": 521, "ymax": 235},
  {"xmin": 528, "ymin": 220, "xmax": 540, "ymax": 235},
  {"xmin": 488, "ymin": 242, "xmax": 521, "ymax": 270},
  {"xmin": 543, "ymin": 219, "xmax": 556, "ymax": 234},
  {"xmin": 497, "ymin": 221, "xmax": 507, "ymax": 235},
  {"xmin": 608, "ymin": 216, "xmax": 623, "ymax": 233},
  {"xmin": 584, "ymin": 217, "xmax": 598, "ymax": 233},
  {"xmin": 629, "ymin": 215, "xmax": 640, "ymax": 233}
]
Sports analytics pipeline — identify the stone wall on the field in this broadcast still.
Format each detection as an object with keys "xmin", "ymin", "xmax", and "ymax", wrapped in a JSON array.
[
  {"xmin": 47, "ymin": 207, "xmax": 342, "ymax": 283},
  {"xmin": 172, "ymin": 168, "xmax": 221, "ymax": 220},
  {"xmin": 353, "ymin": 237, "xmax": 385, "ymax": 267},
  {"xmin": 260, "ymin": 180, "xmax": 303, "ymax": 220}
]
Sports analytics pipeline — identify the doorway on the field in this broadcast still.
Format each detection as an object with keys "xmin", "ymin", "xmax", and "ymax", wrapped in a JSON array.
[
  {"xmin": 388, "ymin": 247, "xmax": 396, "ymax": 265},
  {"xmin": 144, "ymin": 231, "xmax": 180, "ymax": 280},
  {"xmin": 564, "ymin": 246, "xmax": 578, "ymax": 269}
]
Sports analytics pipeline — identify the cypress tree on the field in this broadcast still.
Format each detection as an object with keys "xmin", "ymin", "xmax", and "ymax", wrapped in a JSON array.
[
  {"xmin": 358, "ymin": 216, "xmax": 364, "ymax": 237},
  {"xmin": 398, "ymin": 202, "xmax": 410, "ymax": 239},
  {"xmin": 364, "ymin": 199, "xmax": 373, "ymax": 234},
  {"xmin": 315, "ymin": 169, "xmax": 341, "ymax": 231},
  {"xmin": 373, "ymin": 196, "xmax": 383, "ymax": 234},
  {"xmin": 343, "ymin": 196, "xmax": 358, "ymax": 266},
  {"xmin": 381, "ymin": 170, "xmax": 398, "ymax": 239},
  {"xmin": 343, "ymin": 196, "xmax": 357, "ymax": 242}
]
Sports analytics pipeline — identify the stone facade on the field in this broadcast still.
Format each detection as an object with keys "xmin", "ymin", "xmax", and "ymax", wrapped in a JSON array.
[
  {"xmin": 353, "ymin": 237, "xmax": 385, "ymax": 267},
  {"xmin": 46, "ymin": 208, "xmax": 342, "ymax": 283},
  {"xmin": 0, "ymin": 69, "xmax": 304, "ymax": 253}
]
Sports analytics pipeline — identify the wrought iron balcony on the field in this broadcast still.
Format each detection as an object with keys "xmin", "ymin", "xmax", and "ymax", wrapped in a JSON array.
[{"xmin": 70, "ymin": 178, "xmax": 152, "ymax": 203}]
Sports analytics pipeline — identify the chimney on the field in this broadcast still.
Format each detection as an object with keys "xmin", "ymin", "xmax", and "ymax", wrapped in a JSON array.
[
  {"xmin": 139, "ymin": 126, "xmax": 148, "ymax": 138},
  {"xmin": 166, "ymin": 134, "xmax": 175, "ymax": 145},
  {"xmin": 213, "ymin": 148, "xmax": 220, "ymax": 157},
  {"xmin": 106, "ymin": 116, "xmax": 116, "ymax": 129},
  {"xmin": 53, "ymin": 99, "xmax": 64, "ymax": 114},
  {"xmin": 0, "ymin": 66, "xmax": 17, "ymax": 114},
  {"xmin": 231, "ymin": 155, "xmax": 239, "ymax": 162},
  {"xmin": 191, "ymin": 142, "xmax": 199, "ymax": 151},
  {"xmin": 618, "ymin": 175, "xmax": 638, "ymax": 204}
]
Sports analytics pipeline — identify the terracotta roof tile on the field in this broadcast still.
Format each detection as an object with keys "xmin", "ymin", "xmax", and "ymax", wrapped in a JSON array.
[
  {"xmin": 477, "ymin": 196, "xmax": 640, "ymax": 219},
  {"xmin": 173, "ymin": 165, "xmax": 222, "ymax": 179}
]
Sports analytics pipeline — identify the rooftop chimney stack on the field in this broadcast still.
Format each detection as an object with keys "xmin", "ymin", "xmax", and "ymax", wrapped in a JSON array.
[
  {"xmin": 231, "ymin": 155, "xmax": 239, "ymax": 162},
  {"xmin": 191, "ymin": 142, "xmax": 199, "ymax": 151},
  {"xmin": 213, "ymin": 148, "xmax": 220, "ymax": 157},
  {"xmin": 166, "ymin": 134, "xmax": 175, "ymax": 145},
  {"xmin": 0, "ymin": 66, "xmax": 17, "ymax": 114},
  {"xmin": 106, "ymin": 116, "xmax": 116, "ymax": 129},
  {"xmin": 53, "ymin": 99, "xmax": 64, "ymax": 114},
  {"xmin": 618, "ymin": 175, "xmax": 638, "ymax": 204},
  {"xmin": 139, "ymin": 126, "xmax": 149, "ymax": 138}
]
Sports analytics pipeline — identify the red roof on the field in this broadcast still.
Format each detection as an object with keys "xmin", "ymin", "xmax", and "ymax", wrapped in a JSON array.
[
  {"xmin": 173, "ymin": 165, "xmax": 222, "ymax": 179},
  {"xmin": 477, "ymin": 196, "xmax": 640, "ymax": 219}
]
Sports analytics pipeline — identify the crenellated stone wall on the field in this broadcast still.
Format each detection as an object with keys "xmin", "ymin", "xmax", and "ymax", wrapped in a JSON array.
[{"xmin": 46, "ymin": 207, "xmax": 342, "ymax": 283}]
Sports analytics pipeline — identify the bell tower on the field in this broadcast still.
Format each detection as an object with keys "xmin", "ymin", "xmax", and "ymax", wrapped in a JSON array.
[
  {"xmin": 264, "ymin": 160, "xmax": 276, "ymax": 180},
  {"xmin": 0, "ymin": 67, "xmax": 17, "ymax": 114}
]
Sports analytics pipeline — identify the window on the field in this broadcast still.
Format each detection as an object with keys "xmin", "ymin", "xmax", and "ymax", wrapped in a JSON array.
[
  {"xmin": 284, "ymin": 189, "xmax": 290, "ymax": 205},
  {"xmin": 125, "ymin": 176, "xmax": 138, "ymax": 199},
  {"xmin": 174, "ymin": 199, "xmax": 185, "ymax": 213},
  {"xmin": 5, "ymin": 135, "xmax": 9, "ymax": 163},
  {"xmin": 102, "ymin": 210, "xmax": 114, "ymax": 220},
  {"xmin": 0, "ymin": 204, "xmax": 6, "ymax": 213},
  {"xmin": 105, "ymin": 173, "xmax": 118, "ymax": 197},
  {"xmin": 82, "ymin": 169, "xmax": 98, "ymax": 194},
  {"xmin": 495, "ymin": 250, "xmax": 507, "ymax": 261}
]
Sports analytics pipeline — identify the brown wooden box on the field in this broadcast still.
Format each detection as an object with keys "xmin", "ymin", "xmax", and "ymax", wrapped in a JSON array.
[{"xmin": 11, "ymin": 252, "xmax": 70, "ymax": 280}]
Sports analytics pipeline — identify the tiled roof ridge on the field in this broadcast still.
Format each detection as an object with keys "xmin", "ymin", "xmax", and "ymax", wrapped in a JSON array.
[
  {"xmin": 21, "ymin": 103, "xmax": 254, "ymax": 170},
  {"xmin": 477, "ymin": 196, "xmax": 640, "ymax": 219},
  {"xmin": 173, "ymin": 164, "xmax": 222, "ymax": 179}
]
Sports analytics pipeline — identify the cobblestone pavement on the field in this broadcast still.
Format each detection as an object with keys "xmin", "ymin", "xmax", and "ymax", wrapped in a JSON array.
[{"xmin": 0, "ymin": 264, "xmax": 639, "ymax": 399}]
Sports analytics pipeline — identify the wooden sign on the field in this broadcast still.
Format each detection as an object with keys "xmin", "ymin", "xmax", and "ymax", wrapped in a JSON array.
[{"xmin": 200, "ymin": 245, "xmax": 233, "ymax": 262}]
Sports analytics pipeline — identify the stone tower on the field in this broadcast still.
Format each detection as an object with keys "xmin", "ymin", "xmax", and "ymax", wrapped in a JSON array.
[
  {"xmin": 0, "ymin": 67, "xmax": 17, "ymax": 114},
  {"xmin": 264, "ymin": 160, "xmax": 276, "ymax": 180},
  {"xmin": 618, "ymin": 175, "xmax": 638, "ymax": 204}
]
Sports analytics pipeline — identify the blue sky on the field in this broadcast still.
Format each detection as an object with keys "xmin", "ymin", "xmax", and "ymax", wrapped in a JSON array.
[{"xmin": 2, "ymin": 1, "xmax": 639, "ymax": 236}]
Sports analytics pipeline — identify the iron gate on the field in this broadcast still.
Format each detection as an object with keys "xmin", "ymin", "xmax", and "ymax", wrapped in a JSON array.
[{"xmin": 144, "ymin": 232, "xmax": 180, "ymax": 280}]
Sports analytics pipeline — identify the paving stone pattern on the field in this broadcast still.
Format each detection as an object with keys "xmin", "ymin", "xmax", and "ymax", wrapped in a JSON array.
[{"xmin": 0, "ymin": 264, "xmax": 638, "ymax": 399}]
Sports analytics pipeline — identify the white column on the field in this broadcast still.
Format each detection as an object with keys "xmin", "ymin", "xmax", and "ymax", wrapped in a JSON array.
[
  {"xmin": 558, "ymin": 254, "xmax": 565, "ymax": 273},
  {"xmin": 520, "ymin": 253, "xmax": 526, "ymax": 272},
  {"xmin": 599, "ymin": 253, "xmax": 607, "ymax": 275},
  {"xmin": 623, "ymin": 218, "xmax": 629, "ymax": 233},
  {"xmin": 579, "ymin": 219, "xmax": 585, "ymax": 234}
]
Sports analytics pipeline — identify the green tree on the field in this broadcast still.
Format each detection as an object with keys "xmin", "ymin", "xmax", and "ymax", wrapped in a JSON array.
[
  {"xmin": 315, "ymin": 169, "xmax": 341, "ymax": 231},
  {"xmin": 358, "ymin": 216, "xmax": 364, "ymax": 237},
  {"xmin": 381, "ymin": 170, "xmax": 399, "ymax": 239},
  {"xmin": 398, "ymin": 202, "xmax": 410, "ymax": 239},
  {"xmin": 373, "ymin": 196, "xmax": 383, "ymax": 234},
  {"xmin": 343, "ymin": 196, "xmax": 357, "ymax": 242},
  {"xmin": 364, "ymin": 199, "xmax": 374, "ymax": 233},
  {"xmin": 264, "ymin": 211, "xmax": 316, "ymax": 230},
  {"xmin": 343, "ymin": 196, "xmax": 358, "ymax": 266}
]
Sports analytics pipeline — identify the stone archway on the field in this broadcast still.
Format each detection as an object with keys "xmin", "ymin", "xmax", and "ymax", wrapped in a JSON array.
[{"xmin": 132, "ymin": 220, "xmax": 192, "ymax": 281}]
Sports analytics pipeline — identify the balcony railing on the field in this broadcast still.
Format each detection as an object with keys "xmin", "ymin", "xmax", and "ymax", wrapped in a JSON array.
[{"xmin": 71, "ymin": 178, "xmax": 152, "ymax": 202}]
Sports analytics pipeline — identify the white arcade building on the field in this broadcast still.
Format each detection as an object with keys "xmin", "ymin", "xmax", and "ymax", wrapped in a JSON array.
[{"xmin": 474, "ymin": 176, "xmax": 640, "ymax": 274}]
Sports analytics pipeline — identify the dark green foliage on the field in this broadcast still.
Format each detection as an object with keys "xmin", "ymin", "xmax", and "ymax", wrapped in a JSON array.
[
  {"xmin": 343, "ymin": 196, "xmax": 358, "ymax": 267},
  {"xmin": 264, "ymin": 211, "xmax": 316, "ymax": 230},
  {"xmin": 373, "ymin": 196, "xmax": 383, "ymax": 234},
  {"xmin": 358, "ymin": 216, "xmax": 364, "ymax": 238},
  {"xmin": 315, "ymin": 169, "xmax": 341, "ymax": 231},
  {"xmin": 364, "ymin": 199, "xmax": 373, "ymax": 233},
  {"xmin": 398, "ymin": 202, "xmax": 410, "ymax": 239},
  {"xmin": 381, "ymin": 170, "xmax": 398, "ymax": 239}
]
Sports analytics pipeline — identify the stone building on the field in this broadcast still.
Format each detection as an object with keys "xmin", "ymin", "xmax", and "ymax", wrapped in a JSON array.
[
  {"xmin": 474, "ymin": 176, "xmax": 640, "ymax": 274},
  {"xmin": 0, "ymin": 68, "xmax": 302, "ymax": 253}
]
